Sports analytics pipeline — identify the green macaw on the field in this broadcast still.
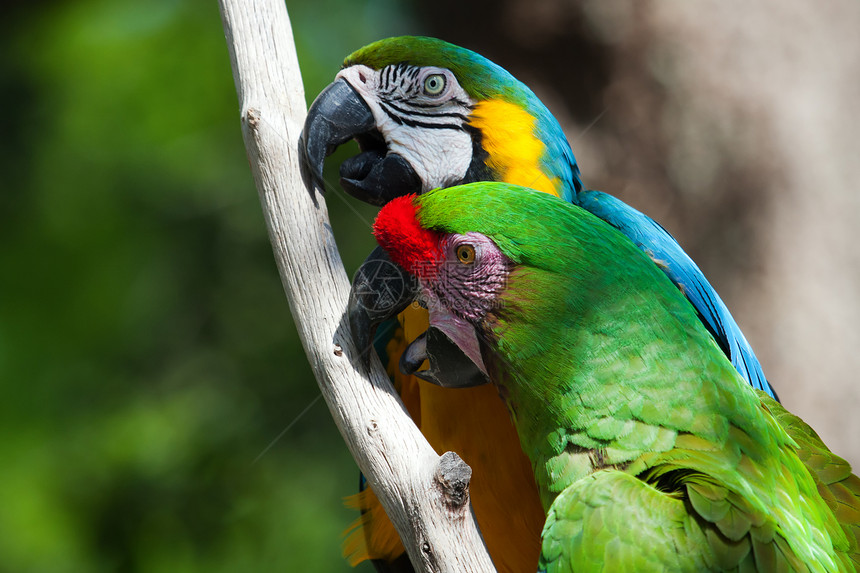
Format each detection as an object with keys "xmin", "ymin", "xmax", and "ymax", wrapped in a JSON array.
[{"xmin": 369, "ymin": 182, "xmax": 860, "ymax": 572}]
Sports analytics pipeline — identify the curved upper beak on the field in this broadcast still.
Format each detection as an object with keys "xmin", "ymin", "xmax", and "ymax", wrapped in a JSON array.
[
  {"xmin": 299, "ymin": 77, "xmax": 422, "ymax": 205},
  {"xmin": 348, "ymin": 246, "xmax": 420, "ymax": 369},
  {"xmin": 299, "ymin": 78, "xmax": 376, "ymax": 197}
]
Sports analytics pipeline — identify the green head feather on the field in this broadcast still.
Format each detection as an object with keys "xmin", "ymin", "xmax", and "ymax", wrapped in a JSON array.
[
  {"xmin": 344, "ymin": 36, "xmax": 526, "ymax": 103},
  {"xmin": 414, "ymin": 182, "xmax": 651, "ymax": 278}
]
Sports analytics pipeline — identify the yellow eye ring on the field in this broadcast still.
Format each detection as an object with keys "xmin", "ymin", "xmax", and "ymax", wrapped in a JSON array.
[
  {"xmin": 456, "ymin": 244, "xmax": 476, "ymax": 265},
  {"xmin": 423, "ymin": 74, "xmax": 446, "ymax": 96}
]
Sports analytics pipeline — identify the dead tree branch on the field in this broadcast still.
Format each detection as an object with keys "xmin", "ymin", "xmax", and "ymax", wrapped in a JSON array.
[{"xmin": 217, "ymin": 1, "xmax": 495, "ymax": 570}]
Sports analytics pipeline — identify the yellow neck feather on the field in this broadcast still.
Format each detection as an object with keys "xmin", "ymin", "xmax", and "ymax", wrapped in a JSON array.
[{"xmin": 468, "ymin": 99, "xmax": 562, "ymax": 197}]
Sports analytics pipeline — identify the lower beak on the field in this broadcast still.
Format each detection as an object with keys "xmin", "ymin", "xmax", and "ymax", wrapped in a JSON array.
[
  {"xmin": 347, "ymin": 247, "xmax": 490, "ymax": 388},
  {"xmin": 400, "ymin": 326, "xmax": 489, "ymax": 389}
]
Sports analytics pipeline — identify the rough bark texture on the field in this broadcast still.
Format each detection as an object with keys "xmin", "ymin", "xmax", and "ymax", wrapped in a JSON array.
[
  {"xmin": 420, "ymin": 0, "xmax": 860, "ymax": 467},
  {"xmin": 218, "ymin": 1, "xmax": 496, "ymax": 570}
]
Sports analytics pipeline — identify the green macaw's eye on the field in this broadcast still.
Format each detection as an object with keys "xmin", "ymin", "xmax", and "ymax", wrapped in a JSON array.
[
  {"xmin": 456, "ymin": 244, "xmax": 476, "ymax": 265},
  {"xmin": 423, "ymin": 74, "xmax": 446, "ymax": 96}
]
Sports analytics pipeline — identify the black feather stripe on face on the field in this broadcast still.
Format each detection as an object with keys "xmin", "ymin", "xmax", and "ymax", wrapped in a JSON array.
[{"xmin": 462, "ymin": 124, "xmax": 494, "ymax": 184}]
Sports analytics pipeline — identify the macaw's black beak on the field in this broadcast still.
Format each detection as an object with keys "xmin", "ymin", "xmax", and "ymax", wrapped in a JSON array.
[
  {"xmin": 299, "ymin": 78, "xmax": 375, "ymax": 197},
  {"xmin": 348, "ymin": 246, "xmax": 490, "ymax": 388},
  {"xmin": 348, "ymin": 246, "xmax": 420, "ymax": 369},
  {"xmin": 299, "ymin": 78, "xmax": 422, "ymax": 205},
  {"xmin": 400, "ymin": 327, "xmax": 490, "ymax": 389}
]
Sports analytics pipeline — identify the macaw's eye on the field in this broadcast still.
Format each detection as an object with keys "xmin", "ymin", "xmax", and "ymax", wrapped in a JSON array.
[
  {"xmin": 456, "ymin": 244, "xmax": 476, "ymax": 265},
  {"xmin": 423, "ymin": 74, "xmax": 446, "ymax": 96}
]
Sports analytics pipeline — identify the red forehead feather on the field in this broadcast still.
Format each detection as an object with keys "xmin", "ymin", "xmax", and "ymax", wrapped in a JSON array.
[{"xmin": 373, "ymin": 195, "xmax": 442, "ymax": 276}]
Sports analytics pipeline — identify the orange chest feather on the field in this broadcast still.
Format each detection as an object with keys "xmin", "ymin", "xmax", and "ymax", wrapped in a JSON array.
[{"xmin": 398, "ymin": 306, "xmax": 544, "ymax": 572}]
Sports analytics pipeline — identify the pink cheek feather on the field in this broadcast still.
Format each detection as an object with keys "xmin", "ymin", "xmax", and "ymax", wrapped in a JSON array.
[{"xmin": 438, "ymin": 233, "xmax": 511, "ymax": 323}]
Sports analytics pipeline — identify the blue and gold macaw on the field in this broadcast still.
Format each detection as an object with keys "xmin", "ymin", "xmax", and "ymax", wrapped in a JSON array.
[{"xmin": 300, "ymin": 36, "xmax": 777, "ymax": 572}]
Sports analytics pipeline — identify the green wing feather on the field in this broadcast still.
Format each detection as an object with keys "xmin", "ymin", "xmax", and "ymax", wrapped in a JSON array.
[
  {"xmin": 539, "ymin": 471, "xmax": 713, "ymax": 573},
  {"xmin": 761, "ymin": 392, "xmax": 860, "ymax": 571},
  {"xmin": 537, "ymin": 398, "xmax": 860, "ymax": 573}
]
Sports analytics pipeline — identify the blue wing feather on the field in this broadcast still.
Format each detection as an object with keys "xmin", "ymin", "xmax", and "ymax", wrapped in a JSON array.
[
  {"xmin": 531, "ymin": 100, "xmax": 774, "ymax": 399},
  {"xmin": 530, "ymin": 94, "xmax": 774, "ymax": 399},
  {"xmin": 575, "ymin": 189, "xmax": 776, "ymax": 399}
]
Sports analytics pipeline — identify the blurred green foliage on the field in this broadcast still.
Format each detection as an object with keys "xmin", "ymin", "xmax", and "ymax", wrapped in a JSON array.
[{"xmin": 0, "ymin": 0, "xmax": 418, "ymax": 570}]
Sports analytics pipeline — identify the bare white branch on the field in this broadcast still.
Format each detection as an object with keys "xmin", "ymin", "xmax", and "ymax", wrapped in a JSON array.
[{"xmin": 217, "ymin": 1, "xmax": 495, "ymax": 571}]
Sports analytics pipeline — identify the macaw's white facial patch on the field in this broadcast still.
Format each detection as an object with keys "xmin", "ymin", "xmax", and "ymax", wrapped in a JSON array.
[{"xmin": 337, "ymin": 64, "xmax": 476, "ymax": 192}]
